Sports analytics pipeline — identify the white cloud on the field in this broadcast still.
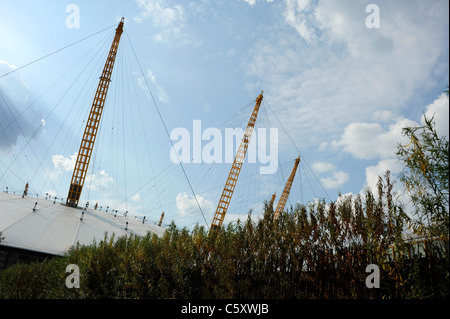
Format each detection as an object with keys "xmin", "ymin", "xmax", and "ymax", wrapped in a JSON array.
[
  {"xmin": 284, "ymin": 0, "xmax": 317, "ymax": 43},
  {"xmin": 0, "ymin": 59, "xmax": 42, "ymax": 149},
  {"xmin": 372, "ymin": 110, "xmax": 397, "ymax": 123},
  {"xmin": 320, "ymin": 170, "xmax": 349, "ymax": 189},
  {"xmin": 0, "ymin": 59, "xmax": 17, "ymax": 71},
  {"xmin": 423, "ymin": 93, "xmax": 449, "ymax": 139},
  {"xmin": 134, "ymin": 0, "xmax": 185, "ymax": 25},
  {"xmin": 51, "ymin": 153, "xmax": 113, "ymax": 191},
  {"xmin": 243, "ymin": 0, "xmax": 274, "ymax": 6},
  {"xmin": 52, "ymin": 153, "xmax": 77, "ymax": 171},
  {"xmin": 0, "ymin": 59, "xmax": 29, "ymax": 93},
  {"xmin": 136, "ymin": 69, "xmax": 169, "ymax": 104},
  {"xmin": 176, "ymin": 192, "xmax": 214, "ymax": 216},
  {"xmin": 85, "ymin": 170, "xmax": 114, "ymax": 191},
  {"xmin": 332, "ymin": 118, "xmax": 417, "ymax": 160},
  {"xmin": 245, "ymin": 0, "xmax": 448, "ymax": 151},
  {"xmin": 312, "ymin": 161, "xmax": 336, "ymax": 173},
  {"xmin": 326, "ymin": 91, "xmax": 447, "ymax": 199},
  {"xmin": 333, "ymin": 91, "xmax": 448, "ymax": 164},
  {"xmin": 134, "ymin": 0, "xmax": 191, "ymax": 44},
  {"xmin": 146, "ymin": 70, "xmax": 169, "ymax": 104},
  {"xmin": 365, "ymin": 158, "xmax": 402, "ymax": 193},
  {"xmin": 223, "ymin": 212, "xmax": 253, "ymax": 225},
  {"xmin": 318, "ymin": 142, "xmax": 328, "ymax": 152},
  {"xmin": 314, "ymin": 0, "xmax": 448, "ymax": 103},
  {"xmin": 131, "ymin": 194, "xmax": 141, "ymax": 202},
  {"xmin": 330, "ymin": 92, "xmax": 448, "ymax": 195},
  {"xmin": 312, "ymin": 161, "xmax": 348, "ymax": 189}
]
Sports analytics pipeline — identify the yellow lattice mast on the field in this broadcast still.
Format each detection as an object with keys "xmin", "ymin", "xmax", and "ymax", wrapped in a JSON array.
[
  {"xmin": 269, "ymin": 193, "xmax": 276, "ymax": 208},
  {"xmin": 66, "ymin": 18, "xmax": 124, "ymax": 207},
  {"xmin": 274, "ymin": 156, "xmax": 300, "ymax": 220},
  {"xmin": 158, "ymin": 212, "xmax": 165, "ymax": 227},
  {"xmin": 209, "ymin": 91, "xmax": 264, "ymax": 234}
]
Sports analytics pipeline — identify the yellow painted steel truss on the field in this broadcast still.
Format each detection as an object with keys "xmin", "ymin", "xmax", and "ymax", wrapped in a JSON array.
[
  {"xmin": 209, "ymin": 91, "xmax": 264, "ymax": 234},
  {"xmin": 274, "ymin": 156, "xmax": 300, "ymax": 220},
  {"xmin": 66, "ymin": 18, "xmax": 124, "ymax": 207}
]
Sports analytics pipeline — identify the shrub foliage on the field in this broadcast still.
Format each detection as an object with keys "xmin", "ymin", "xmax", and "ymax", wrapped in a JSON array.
[{"xmin": 0, "ymin": 173, "xmax": 448, "ymax": 298}]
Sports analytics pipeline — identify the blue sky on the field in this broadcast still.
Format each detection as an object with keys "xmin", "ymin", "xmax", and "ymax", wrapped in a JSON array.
[{"xmin": 0, "ymin": 0, "xmax": 448, "ymax": 229}]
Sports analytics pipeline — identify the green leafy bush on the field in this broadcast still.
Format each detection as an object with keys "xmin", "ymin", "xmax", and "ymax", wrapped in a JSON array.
[{"xmin": 0, "ymin": 173, "xmax": 448, "ymax": 299}]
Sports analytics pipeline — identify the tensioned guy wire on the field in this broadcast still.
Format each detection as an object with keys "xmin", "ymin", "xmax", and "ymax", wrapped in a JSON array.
[
  {"xmin": 0, "ymin": 23, "xmax": 117, "ymax": 79},
  {"xmin": 124, "ymin": 29, "xmax": 210, "ymax": 229}
]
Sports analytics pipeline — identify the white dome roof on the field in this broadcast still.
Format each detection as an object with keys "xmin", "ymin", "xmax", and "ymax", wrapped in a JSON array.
[{"xmin": 0, "ymin": 193, "xmax": 165, "ymax": 256}]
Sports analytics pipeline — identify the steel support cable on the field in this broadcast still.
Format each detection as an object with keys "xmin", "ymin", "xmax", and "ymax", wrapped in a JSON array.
[
  {"xmin": 122, "ymin": 44, "xmax": 141, "ymax": 214},
  {"xmin": 121, "ymin": 42, "xmax": 167, "ymax": 217},
  {"xmin": 0, "ymin": 30, "xmax": 113, "ymax": 136},
  {"xmin": 260, "ymin": 100, "xmax": 293, "ymax": 215},
  {"xmin": 264, "ymin": 100, "xmax": 332, "ymax": 202},
  {"xmin": 237, "ymin": 115, "xmax": 262, "ymax": 217},
  {"xmin": 180, "ymin": 102, "xmax": 253, "ymax": 225},
  {"xmin": 0, "ymin": 93, "xmax": 31, "ymax": 179},
  {"xmin": 152, "ymin": 100, "xmax": 274, "ymax": 226},
  {"xmin": 83, "ymin": 64, "xmax": 110, "ymax": 206},
  {"xmin": 133, "ymin": 81, "xmax": 164, "ymax": 214},
  {"xmin": 261, "ymin": 100, "xmax": 288, "ymax": 204},
  {"xmin": 98, "ymin": 43, "xmax": 123, "ymax": 209},
  {"xmin": 139, "ymin": 156, "xmax": 292, "ymax": 221},
  {"xmin": 111, "ymin": 53, "xmax": 121, "ymax": 210},
  {"xmin": 126, "ymin": 57, "xmax": 165, "ymax": 216},
  {"xmin": 0, "ymin": 94, "xmax": 28, "ymax": 188},
  {"xmin": 70, "ymin": 31, "xmax": 118, "ymax": 203},
  {"xmin": 303, "ymin": 161, "xmax": 320, "ymax": 199},
  {"xmin": 123, "ymin": 98, "xmax": 254, "ymax": 225},
  {"xmin": 0, "ymin": 32, "xmax": 114, "ymax": 193},
  {"xmin": 32, "ymin": 32, "xmax": 115, "ymax": 199},
  {"xmin": 259, "ymin": 103, "xmax": 275, "ymax": 199},
  {"xmin": 184, "ymin": 102, "xmax": 250, "ymax": 199},
  {"xmin": 0, "ymin": 88, "xmax": 40, "ymax": 182},
  {"xmin": 120, "ymin": 47, "xmax": 129, "ymax": 214},
  {"xmin": 183, "ymin": 99, "xmax": 255, "ymax": 220},
  {"xmin": 1, "ymin": 26, "xmax": 113, "ymax": 196},
  {"xmin": 53, "ymin": 71, "xmax": 98, "ymax": 195},
  {"xmin": 124, "ymin": 30, "xmax": 210, "ymax": 229},
  {"xmin": 298, "ymin": 156, "xmax": 305, "ymax": 205},
  {"xmin": 0, "ymin": 145, "xmax": 27, "ymax": 191},
  {"xmin": 195, "ymin": 103, "xmax": 251, "ymax": 197},
  {"xmin": 94, "ymin": 45, "xmax": 125, "ymax": 211},
  {"xmin": 36, "ymin": 32, "xmax": 116, "ymax": 197},
  {"xmin": 122, "ymin": 41, "xmax": 156, "ymax": 215},
  {"xmin": 0, "ymin": 31, "xmax": 114, "ymax": 197},
  {"xmin": 105, "ymin": 79, "xmax": 117, "ymax": 210},
  {"xmin": 0, "ymin": 25, "xmax": 115, "ymax": 192},
  {"xmin": 262, "ymin": 100, "xmax": 289, "ymax": 183},
  {"xmin": 137, "ymin": 161, "xmax": 291, "ymax": 216},
  {"xmin": 0, "ymin": 23, "xmax": 118, "ymax": 79},
  {"xmin": 138, "ymin": 158, "xmax": 300, "ymax": 226},
  {"xmin": 0, "ymin": 91, "xmax": 42, "ymax": 184},
  {"xmin": 125, "ymin": 162, "xmax": 173, "ymax": 207}
]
